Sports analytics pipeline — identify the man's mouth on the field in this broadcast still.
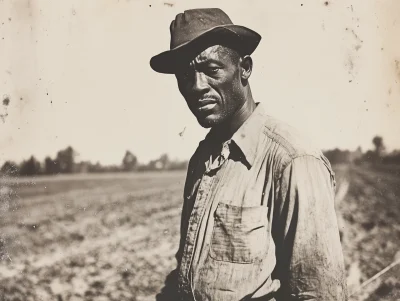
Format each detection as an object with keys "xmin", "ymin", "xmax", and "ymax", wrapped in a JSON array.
[
  {"xmin": 196, "ymin": 99, "xmax": 217, "ymax": 112},
  {"xmin": 198, "ymin": 103, "xmax": 217, "ymax": 112}
]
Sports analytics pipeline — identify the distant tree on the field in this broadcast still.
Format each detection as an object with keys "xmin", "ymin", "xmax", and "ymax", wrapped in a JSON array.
[
  {"xmin": 372, "ymin": 136, "xmax": 385, "ymax": 157},
  {"xmin": 122, "ymin": 151, "xmax": 138, "ymax": 171},
  {"xmin": 168, "ymin": 160, "xmax": 189, "ymax": 170},
  {"xmin": 351, "ymin": 146, "xmax": 363, "ymax": 164},
  {"xmin": 1, "ymin": 161, "xmax": 19, "ymax": 175},
  {"xmin": 145, "ymin": 154, "xmax": 170, "ymax": 170},
  {"xmin": 382, "ymin": 150, "xmax": 400, "ymax": 165},
  {"xmin": 159, "ymin": 153, "xmax": 170, "ymax": 169},
  {"xmin": 362, "ymin": 150, "xmax": 378, "ymax": 163},
  {"xmin": 323, "ymin": 148, "xmax": 351, "ymax": 165},
  {"xmin": 73, "ymin": 161, "xmax": 90, "ymax": 173},
  {"xmin": 44, "ymin": 156, "xmax": 60, "ymax": 175},
  {"xmin": 145, "ymin": 159, "xmax": 158, "ymax": 171},
  {"xmin": 56, "ymin": 146, "xmax": 76, "ymax": 173},
  {"xmin": 19, "ymin": 156, "xmax": 41, "ymax": 176},
  {"xmin": 88, "ymin": 161, "xmax": 102, "ymax": 173}
]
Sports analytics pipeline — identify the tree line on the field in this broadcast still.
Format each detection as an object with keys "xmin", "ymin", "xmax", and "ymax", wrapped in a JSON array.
[
  {"xmin": 0, "ymin": 146, "xmax": 188, "ymax": 177},
  {"xmin": 323, "ymin": 135, "xmax": 400, "ymax": 165},
  {"xmin": 1, "ymin": 135, "xmax": 398, "ymax": 177}
]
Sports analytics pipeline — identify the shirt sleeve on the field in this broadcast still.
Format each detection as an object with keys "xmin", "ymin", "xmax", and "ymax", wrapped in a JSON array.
[
  {"xmin": 272, "ymin": 155, "xmax": 348, "ymax": 301},
  {"xmin": 156, "ymin": 151, "xmax": 199, "ymax": 301}
]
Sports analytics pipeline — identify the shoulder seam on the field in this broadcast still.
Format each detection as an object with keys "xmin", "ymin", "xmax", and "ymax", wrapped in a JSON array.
[
  {"xmin": 275, "ymin": 154, "xmax": 330, "ymax": 184},
  {"xmin": 262, "ymin": 124, "xmax": 294, "ymax": 157},
  {"xmin": 263, "ymin": 124, "xmax": 320, "ymax": 160}
]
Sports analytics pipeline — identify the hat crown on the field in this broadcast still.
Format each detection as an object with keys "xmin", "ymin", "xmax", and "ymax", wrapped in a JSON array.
[
  {"xmin": 150, "ymin": 7, "xmax": 261, "ymax": 73},
  {"xmin": 170, "ymin": 8, "xmax": 233, "ymax": 49}
]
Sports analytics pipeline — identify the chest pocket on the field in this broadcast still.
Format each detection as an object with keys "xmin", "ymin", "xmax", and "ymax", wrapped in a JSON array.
[{"xmin": 209, "ymin": 203, "xmax": 269, "ymax": 264}]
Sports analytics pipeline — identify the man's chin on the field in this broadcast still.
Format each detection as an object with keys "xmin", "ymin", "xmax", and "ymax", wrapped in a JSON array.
[{"xmin": 197, "ymin": 115, "xmax": 222, "ymax": 128}]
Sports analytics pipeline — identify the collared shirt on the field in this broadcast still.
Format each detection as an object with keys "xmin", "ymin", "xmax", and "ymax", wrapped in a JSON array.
[{"xmin": 156, "ymin": 103, "xmax": 348, "ymax": 301}]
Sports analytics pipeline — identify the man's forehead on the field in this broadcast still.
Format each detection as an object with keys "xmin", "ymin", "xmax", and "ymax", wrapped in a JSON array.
[
  {"xmin": 193, "ymin": 45, "xmax": 233, "ymax": 64},
  {"xmin": 175, "ymin": 45, "xmax": 238, "ymax": 73},
  {"xmin": 194, "ymin": 46, "xmax": 221, "ymax": 62}
]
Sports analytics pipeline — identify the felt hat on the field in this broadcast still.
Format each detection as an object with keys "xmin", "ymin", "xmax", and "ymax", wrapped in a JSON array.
[{"xmin": 150, "ymin": 8, "xmax": 261, "ymax": 74}]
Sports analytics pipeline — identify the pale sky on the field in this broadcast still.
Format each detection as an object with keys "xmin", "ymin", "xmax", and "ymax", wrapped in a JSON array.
[{"xmin": 0, "ymin": 0, "xmax": 399, "ymax": 166}]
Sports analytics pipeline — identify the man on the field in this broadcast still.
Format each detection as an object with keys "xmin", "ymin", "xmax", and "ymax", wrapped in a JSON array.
[{"xmin": 150, "ymin": 8, "xmax": 348, "ymax": 301}]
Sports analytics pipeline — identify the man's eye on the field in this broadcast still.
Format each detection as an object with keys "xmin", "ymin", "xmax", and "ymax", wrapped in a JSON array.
[{"xmin": 207, "ymin": 67, "xmax": 220, "ymax": 74}]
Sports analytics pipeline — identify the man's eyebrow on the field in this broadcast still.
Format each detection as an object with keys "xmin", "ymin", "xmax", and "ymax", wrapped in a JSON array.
[{"xmin": 194, "ymin": 58, "xmax": 223, "ymax": 66}]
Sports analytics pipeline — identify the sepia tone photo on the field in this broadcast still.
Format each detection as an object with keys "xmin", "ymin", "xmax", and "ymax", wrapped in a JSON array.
[{"xmin": 0, "ymin": 1, "xmax": 399, "ymax": 300}]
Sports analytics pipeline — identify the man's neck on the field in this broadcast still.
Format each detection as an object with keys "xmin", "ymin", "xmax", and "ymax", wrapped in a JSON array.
[{"xmin": 213, "ymin": 95, "xmax": 257, "ymax": 143}]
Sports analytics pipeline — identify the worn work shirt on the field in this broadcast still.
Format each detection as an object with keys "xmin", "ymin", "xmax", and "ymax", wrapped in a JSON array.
[{"xmin": 157, "ymin": 103, "xmax": 348, "ymax": 301}]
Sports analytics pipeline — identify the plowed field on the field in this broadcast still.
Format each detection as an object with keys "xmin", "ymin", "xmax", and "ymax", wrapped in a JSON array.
[{"xmin": 0, "ymin": 166, "xmax": 399, "ymax": 300}]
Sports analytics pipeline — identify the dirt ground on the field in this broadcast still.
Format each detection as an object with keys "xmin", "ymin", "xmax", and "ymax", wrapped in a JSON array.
[
  {"xmin": 335, "ymin": 165, "xmax": 400, "ymax": 301},
  {"xmin": 0, "ymin": 166, "xmax": 399, "ymax": 300}
]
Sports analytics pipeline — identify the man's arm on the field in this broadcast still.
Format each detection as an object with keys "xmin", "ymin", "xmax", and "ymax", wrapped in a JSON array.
[
  {"xmin": 156, "ymin": 152, "xmax": 199, "ymax": 301},
  {"xmin": 272, "ymin": 155, "xmax": 348, "ymax": 300}
]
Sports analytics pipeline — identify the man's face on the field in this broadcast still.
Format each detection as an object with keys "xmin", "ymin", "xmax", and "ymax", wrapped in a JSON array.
[{"xmin": 175, "ymin": 46, "xmax": 244, "ymax": 128}]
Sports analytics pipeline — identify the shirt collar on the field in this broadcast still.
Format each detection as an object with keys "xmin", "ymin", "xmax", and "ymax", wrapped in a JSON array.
[
  {"xmin": 230, "ymin": 103, "xmax": 266, "ymax": 167},
  {"xmin": 202, "ymin": 103, "xmax": 267, "ymax": 168}
]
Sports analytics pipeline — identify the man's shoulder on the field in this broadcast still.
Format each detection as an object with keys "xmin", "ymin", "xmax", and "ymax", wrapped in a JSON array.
[
  {"xmin": 260, "ymin": 114, "xmax": 336, "ymax": 192},
  {"xmin": 261, "ymin": 114, "xmax": 324, "ymax": 163},
  {"xmin": 188, "ymin": 113, "xmax": 329, "ymax": 175}
]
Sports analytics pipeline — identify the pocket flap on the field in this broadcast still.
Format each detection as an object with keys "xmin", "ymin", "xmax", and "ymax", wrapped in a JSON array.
[{"xmin": 215, "ymin": 203, "xmax": 268, "ymax": 227}]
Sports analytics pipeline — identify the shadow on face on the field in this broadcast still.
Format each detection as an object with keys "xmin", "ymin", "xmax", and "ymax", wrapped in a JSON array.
[{"xmin": 175, "ymin": 45, "xmax": 249, "ymax": 128}]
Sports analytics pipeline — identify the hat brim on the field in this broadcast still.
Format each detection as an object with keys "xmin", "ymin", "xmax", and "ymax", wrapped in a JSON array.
[{"xmin": 150, "ymin": 25, "xmax": 261, "ymax": 74}]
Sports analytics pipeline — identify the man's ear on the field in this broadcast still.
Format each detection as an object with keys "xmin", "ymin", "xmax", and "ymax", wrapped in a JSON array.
[{"xmin": 240, "ymin": 55, "xmax": 253, "ymax": 80}]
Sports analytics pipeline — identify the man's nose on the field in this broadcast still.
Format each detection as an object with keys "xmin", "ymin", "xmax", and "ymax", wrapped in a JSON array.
[{"xmin": 192, "ymin": 72, "xmax": 208, "ymax": 93}]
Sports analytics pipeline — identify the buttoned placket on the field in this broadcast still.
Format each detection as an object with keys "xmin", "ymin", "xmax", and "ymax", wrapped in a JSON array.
[{"xmin": 178, "ymin": 140, "xmax": 232, "ymax": 301}]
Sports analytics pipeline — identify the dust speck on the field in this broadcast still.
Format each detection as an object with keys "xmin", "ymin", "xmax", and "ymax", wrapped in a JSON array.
[
  {"xmin": 164, "ymin": 2, "xmax": 174, "ymax": 7},
  {"xmin": 179, "ymin": 126, "xmax": 186, "ymax": 137},
  {"xmin": 346, "ymin": 55, "xmax": 354, "ymax": 74},
  {"xmin": 395, "ymin": 60, "xmax": 400, "ymax": 80},
  {"xmin": 324, "ymin": 1, "xmax": 329, "ymax": 6},
  {"xmin": 347, "ymin": 28, "xmax": 362, "ymax": 43},
  {"xmin": 3, "ymin": 97, "xmax": 10, "ymax": 106},
  {"xmin": 0, "ymin": 97, "xmax": 8, "ymax": 122},
  {"xmin": 0, "ymin": 114, "xmax": 8, "ymax": 123}
]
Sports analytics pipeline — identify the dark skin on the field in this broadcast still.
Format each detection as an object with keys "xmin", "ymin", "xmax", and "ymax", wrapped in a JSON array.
[{"xmin": 175, "ymin": 45, "xmax": 257, "ymax": 146}]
